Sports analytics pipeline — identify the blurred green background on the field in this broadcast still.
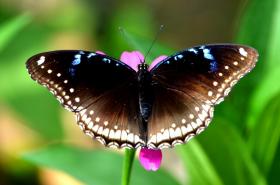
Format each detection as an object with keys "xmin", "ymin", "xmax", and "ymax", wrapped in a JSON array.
[{"xmin": 1, "ymin": 0, "xmax": 280, "ymax": 185}]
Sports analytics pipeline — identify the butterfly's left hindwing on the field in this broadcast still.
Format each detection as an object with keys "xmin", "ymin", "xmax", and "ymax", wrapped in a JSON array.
[
  {"xmin": 26, "ymin": 50, "xmax": 145, "ymax": 148},
  {"xmin": 148, "ymin": 44, "xmax": 258, "ymax": 148}
]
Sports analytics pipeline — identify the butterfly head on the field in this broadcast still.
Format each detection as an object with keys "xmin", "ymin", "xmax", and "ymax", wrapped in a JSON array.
[{"xmin": 138, "ymin": 63, "xmax": 149, "ymax": 71}]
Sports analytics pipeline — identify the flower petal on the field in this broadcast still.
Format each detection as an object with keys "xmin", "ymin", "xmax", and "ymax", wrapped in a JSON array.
[
  {"xmin": 96, "ymin": 51, "xmax": 105, "ymax": 55},
  {"xmin": 148, "ymin": 55, "xmax": 168, "ymax": 71},
  {"xmin": 139, "ymin": 147, "xmax": 162, "ymax": 171},
  {"xmin": 120, "ymin": 51, "xmax": 144, "ymax": 71}
]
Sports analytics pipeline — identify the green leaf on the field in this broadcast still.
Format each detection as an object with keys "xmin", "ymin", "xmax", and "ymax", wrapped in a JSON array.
[
  {"xmin": 7, "ymin": 91, "xmax": 64, "ymax": 140},
  {"xmin": 176, "ymin": 140, "xmax": 224, "ymax": 185},
  {"xmin": 267, "ymin": 141, "xmax": 280, "ymax": 185},
  {"xmin": 123, "ymin": 33, "xmax": 174, "ymax": 64},
  {"xmin": 236, "ymin": 0, "xmax": 280, "ymax": 130},
  {"xmin": 22, "ymin": 144, "xmax": 180, "ymax": 185},
  {"xmin": 249, "ymin": 94, "xmax": 280, "ymax": 175},
  {"xmin": 0, "ymin": 21, "xmax": 63, "ymax": 140},
  {"xmin": 0, "ymin": 13, "xmax": 31, "ymax": 51},
  {"xmin": 247, "ymin": 66, "xmax": 280, "ymax": 129},
  {"xmin": 101, "ymin": 3, "xmax": 155, "ymax": 56},
  {"xmin": 235, "ymin": 0, "xmax": 280, "ymax": 181},
  {"xmin": 248, "ymin": 16, "xmax": 280, "ymax": 129},
  {"xmin": 196, "ymin": 118, "xmax": 267, "ymax": 185},
  {"xmin": 236, "ymin": 0, "xmax": 277, "ymax": 63}
]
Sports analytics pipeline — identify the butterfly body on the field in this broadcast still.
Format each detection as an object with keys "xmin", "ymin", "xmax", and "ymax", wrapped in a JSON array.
[{"xmin": 26, "ymin": 44, "xmax": 258, "ymax": 149}]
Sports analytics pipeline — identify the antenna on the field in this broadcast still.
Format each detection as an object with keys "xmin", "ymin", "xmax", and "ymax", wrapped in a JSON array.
[
  {"xmin": 118, "ymin": 25, "xmax": 165, "ymax": 63},
  {"xmin": 144, "ymin": 25, "xmax": 164, "ymax": 62},
  {"xmin": 118, "ymin": 27, "xmax": 144, "ymax": 63},
  {"xmin": 118, "ymin": 27, "xmax": 130, "ymax": 45}
]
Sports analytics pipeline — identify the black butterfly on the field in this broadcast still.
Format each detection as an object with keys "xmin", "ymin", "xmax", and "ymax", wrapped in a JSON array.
[{"xmin": 26, "ymin": 44, "xmax": 258, "ymax": 149}]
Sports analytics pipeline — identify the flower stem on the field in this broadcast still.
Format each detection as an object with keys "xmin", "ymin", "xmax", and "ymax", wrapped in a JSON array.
[{"xmin": 122, "ymin": 148, "xmax": 136, "ymax": 185}]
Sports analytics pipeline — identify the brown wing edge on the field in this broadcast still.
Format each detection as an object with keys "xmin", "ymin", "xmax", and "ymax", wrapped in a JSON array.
[
  {"xmin": 147, "ymin": 101, "xmax": 214, "ymax": 149},
  {"xmin": 211, "ymin": 46, "xmax": 259, "ymax": 105},
  {"xmin": 75, "ymin": 110, "xmax": 146, "ymax": 149}
]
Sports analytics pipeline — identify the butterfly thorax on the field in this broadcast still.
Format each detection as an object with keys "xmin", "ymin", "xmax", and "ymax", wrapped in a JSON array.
[{"xmin": 137, "ymin": 63, "xmax": 154, "ymax": 139}]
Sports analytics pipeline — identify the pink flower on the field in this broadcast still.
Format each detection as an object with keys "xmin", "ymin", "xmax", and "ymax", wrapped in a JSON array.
[
  {"xmin": 148, "ymin": 55, "xmax": 168, "ymax": 71},
  {"xmin": 97, "ymin": 50, "xmax": 167, "ymax": 71},
  {"xmin": 96, "ymin": 51, "xmax": 105, "ymax": 55},
  {"xmin": 97, "ymin": 50, "xmax": 166, "ymax": 171},
  {"xmin": 139, "ymin": 147, "xmax": 162, "ymax": 171},
  {"xmin": 120, "ymin": 51, "xmax": 144, "ymax": 71},
  {"xmin": 120, "ymin": 51, "xmax": 167, "ymax": 71}
]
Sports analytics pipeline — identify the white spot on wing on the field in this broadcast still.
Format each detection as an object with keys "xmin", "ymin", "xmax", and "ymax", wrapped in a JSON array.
[
  {"xmin": 188, "ymin": 48, "xmax": 198, "ymax": 54},
  {"xmin": 177, "ymin": 54, "xmax": 183, "ymax": 59},
  {"xmin": 75, "ymin": 97, "xmax": 80, "ymax": 102},
  {"xmin": 181, "ymin": 124, "xmax": 193, "ymax": 135},
  {"xmin": 174, "ymin": 54, "xmax": 183, "ymax": 61},
  {"xmin": 37, "ymin": 56, "xmax": 45, "ymax": 65},
  {"xmin": 189, "ymin": 114, "xmax": 194, "ymax": 119},
  {"xmin": 239, "ymin": 47, "xmax": 248, "ymax": 57},
  {"xmin": 87, "ymin": 53, "xmax": 96, "ymax": 58}
]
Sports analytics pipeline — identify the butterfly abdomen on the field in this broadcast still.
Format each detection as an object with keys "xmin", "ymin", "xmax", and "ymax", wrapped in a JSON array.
[{"xmin": 137, "ymin": 64, "xmax": 154, "ymax": 141}]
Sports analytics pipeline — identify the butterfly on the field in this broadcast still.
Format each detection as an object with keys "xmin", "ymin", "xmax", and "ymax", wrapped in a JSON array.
[{"xmin": 26, "ymin": 44, "xmax": 258, "ymax": 149}]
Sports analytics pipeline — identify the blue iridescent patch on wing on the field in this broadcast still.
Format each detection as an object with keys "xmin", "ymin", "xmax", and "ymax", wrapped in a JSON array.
[
  {"xmin": 199, "ymin": 47, "xmax": 218, "ymax": 72},
  {"xmin": 210, "ymin": 61, "xmax": 218, "ymax": 72},
  {"xmin": 69, "ymin": 67, "xmax": 76, "ymax": 76},
  {"xmin": 102, "ymin": 58, "xmax": 111, "ymax": 63},
  {"xmin": 72, "ymin": 54, "xmax": 82, "ymax": 65},
  {"xmin": 202, "ymin": 48, "xmax": 214, "ymax": 60}
]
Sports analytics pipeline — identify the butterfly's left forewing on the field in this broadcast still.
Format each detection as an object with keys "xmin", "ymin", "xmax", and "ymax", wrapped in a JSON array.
[
  {"xmin": 26, "ymin": 50, "xmax": 145, "ymax": 148},
  {"xmin": 148, "ymin": 44, "xmax": 258, "ymax": 148}
]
